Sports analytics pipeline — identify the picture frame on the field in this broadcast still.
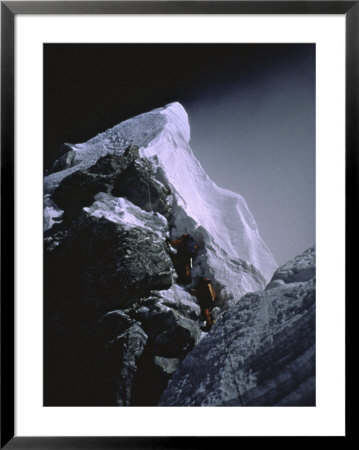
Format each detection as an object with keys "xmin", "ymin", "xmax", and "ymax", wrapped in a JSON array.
[{"xmin": 1, "ymin": 1, "xmax": 353, "ymax": 446}]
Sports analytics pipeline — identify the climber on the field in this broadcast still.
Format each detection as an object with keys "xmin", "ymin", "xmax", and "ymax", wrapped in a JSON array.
[
  {"xmin": 166, "ymin": 234, "xmax": 198, "ymax": 284},
  {"xmin": 191, "ymin": 277, "xmax": 216, "ymax": 332}
]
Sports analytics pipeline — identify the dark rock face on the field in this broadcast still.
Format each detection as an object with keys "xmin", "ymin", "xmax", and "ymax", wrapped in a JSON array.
[
  {"xmin": 267, "ymin": 246, "xmax": 315, "ymax": 287},
  {"xmin": 44, "ymin": 147, "xmax": 204, "ymax": 406},
  {"xmin": 114, "ymin": 294, "xmax": 202, "ymax": 406},
  {"xmin": 51, "ymin": 148, "xmax": 76, "ymax": 173},
  {"xmin": 52, "ymin": 170, "xmax": 112, "ymax": 220},
  {"xmin": 87, "ymin": 153, "xmax": 131, "ymax": 176},
  {"xmin": 51, "ymin": 151, "xmax": 136, "ymax": 222},
  {"xmin": 45, "ymin": 216, "xmax": 174, "ymax": 314},
  {"xmin": 159, "ymin": 247, "xmax": 316, "ymax": 406},
  {"xmin": 51, "ymin": 146, "xmax": 172, "ymax": 223},
  {"xmin": 96, "ymin": 310, "xmax": 136, "ymax": 346},
  {"xmin": 108, "ymin": 324, "xmax": 148, "ymax": 406},
  {"xmin": 152, "ymin": 312, "xmax": 201, "ymax": 358},
  {"xmin": 113, "ymin": 158, "xmax": 172, "ymax": 217},
  {"xmin": 44, "ymin": 145, "xmax": 200, "ymax": 406},
  {"xmin": 123, "ymin": 144, "xmax": 140, "ymax": 160}
]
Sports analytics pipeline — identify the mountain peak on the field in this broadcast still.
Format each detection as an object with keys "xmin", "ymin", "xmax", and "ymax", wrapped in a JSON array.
[
  {"xmin": 45, "ymin": 103, "xmax": 277, "ymax": 292},
  {"xmin": 161, "ymin": 102, "xmax": 191, "ymax": 144},
  {"xmin": 44, "ymin": 103, "xmax": 286, "ymax": 407}
]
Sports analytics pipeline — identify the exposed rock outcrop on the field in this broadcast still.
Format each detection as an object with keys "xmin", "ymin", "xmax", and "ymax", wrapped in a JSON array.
[
  {"xmin": 266, "ymin": 246, "xmax": 315, "ymax": 287},
  {"xmin": 108, "ymin": 324, "xmax": 148, "ymax": 406},
  {"xmin": 51, "ymin": 147, "xmax": 76, "ymax": 173}
]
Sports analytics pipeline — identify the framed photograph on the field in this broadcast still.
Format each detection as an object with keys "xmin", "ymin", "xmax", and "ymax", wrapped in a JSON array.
[{"xmin": 1, "ymin": 1, "xmax": 352, "ymax": 446}]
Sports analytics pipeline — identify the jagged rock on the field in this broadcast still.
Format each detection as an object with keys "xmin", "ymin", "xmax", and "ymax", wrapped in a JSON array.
[
  {"xmin": 51, "ymin": 149, "xmax": 172, "ymax": 224},
  {"xmin": 106, "ymin": 324, "xmax": 148, "ymax": 406},
  {"xmin": 51, "ymin": 148, "xmax": 76, "ymax": 173},
  {"xmin": 268, "ymin": 246, "xmax": 315, "ymax": 286},
  {"xmin": 44, "ymin": 226, "xmax": 68, "ymax": 252},
  {"xmin": 52, "ymin": 142, "xmax": 76, "ymax": 165},
  {"xmin": 51, "ymin": 154, "xmax": 129, "ymax": 221},
  {"xmin": 152, "ymin": 311, "xmax": 201, "ymax": 358},
  {"xmin": 113, "ymin": 294, "xmax": 202, "ymax": 406},
  {"xmin": 123, "ymin": 144, "xmax": 140, "ymax": 160},
  {"xmin": 113, "ymin": 158, "xmax": 172, "ymax": 217},
  {"xmin": 96, "ymin": 310, "xmax": 136, "ymax": 343},
  {"xmin": 130, "ymin": 301, "xmax": 201, "ymax": 347},
  {"xmin": 45, "ymin": 215, "xmax": 174, "ymax": 314},
  {"xmin": 129, "ymin": 302, "xmax": 180, "ymax": 340},
  {"xmin": 126, "ymin": 287, "xmax": 201, "ymax": 322},
  {"xmin": 87, "ymin": 153, "xmax": 130, "ymax": 175},
  {"xmin": 52, "ymin": 170, "xmax": 113, "ymax": 221},
  {"xmin": 159, "ymin": 248, "xmax": 315, "ymax": 406},
  {"xmin": 51, "ymin": 150, "xmax": 140, "ymax": 221},
  {"xmin": 128, "ymin": 310, "xmax": 201, "ymax": 406},
  {"xmin": 265, "ymin": 278, "xmax": 285, "ymax": 290},
  {"xmin": 152, "ymin": 286, "xmax": 201, "ymax": 321}
]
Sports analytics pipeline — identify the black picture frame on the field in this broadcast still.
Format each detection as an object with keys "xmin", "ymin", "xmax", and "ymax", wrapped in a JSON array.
[{"xmin": 1, "ymin": 1, "xmax": 353, "ymax": 447}]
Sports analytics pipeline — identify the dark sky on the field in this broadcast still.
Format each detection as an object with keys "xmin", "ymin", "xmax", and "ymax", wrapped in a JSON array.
[{"xmin": 44, "ymin": 44, "xmax": 315, "ymax": 265}]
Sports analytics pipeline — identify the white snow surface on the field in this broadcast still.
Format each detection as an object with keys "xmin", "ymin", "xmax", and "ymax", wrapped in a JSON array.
[
  {"xmin": 142, "ymin": 103, "xmax": 277, "ymax": 283},
  {"xmin": 157, "ymin": 284, "xmax": 200, "ymax": 313},
  {"xmin": 44, "ymin": 194, "xmax": 63, "ymax": 231},
  {"xmin": 44, "ymin": 102, "xmax": 277, "ymax": 299},
  {"xmin": 83, "ymin": 193, "xmax": 168, "ymax": 237}
]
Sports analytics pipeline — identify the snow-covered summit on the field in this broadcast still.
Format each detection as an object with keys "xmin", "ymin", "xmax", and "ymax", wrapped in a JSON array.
[
  {"xmin": 160, "ymin": 102, "xmax": 191, "ymax": 143},
  {"xmin": 44, "ymin": 102, "xmax": 277, "ymax": 300},
  {"xmin": 142, "ymin": 102, "xmax": 277, "ymax": 283}
]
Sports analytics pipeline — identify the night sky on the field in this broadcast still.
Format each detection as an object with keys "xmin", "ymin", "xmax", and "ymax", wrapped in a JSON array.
[{"xmin": 44, "ymin": 44, "xmax": 315, "ymax": 265}]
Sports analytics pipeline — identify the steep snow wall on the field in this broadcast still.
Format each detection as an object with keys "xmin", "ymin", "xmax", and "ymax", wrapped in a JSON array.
[
  {"xmin": 44, "ymin": 102, "xmax": 277, "ymax": 300},
  {"xmin": 142, "ymin": 103, "xmax": 277, "ymax": 284}
]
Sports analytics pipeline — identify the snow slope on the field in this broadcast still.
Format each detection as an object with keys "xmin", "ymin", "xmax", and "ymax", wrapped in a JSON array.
[
  {"xmin": 44, "ymin": 102, "xmax": 277, "ymax": 300},
  {"xmin": 141, "ymin": 103, "xmax": 277, "ymax": 283}
]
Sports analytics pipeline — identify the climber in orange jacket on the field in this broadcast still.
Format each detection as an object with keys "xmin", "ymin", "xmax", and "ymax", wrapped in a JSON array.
[
  {"xmin": 166, "ymin": 234, "xmax": 198, "ymax": 284},
  {"xmin": 191, "ymin": 277, "xmax": 216, "ymax": 331}
]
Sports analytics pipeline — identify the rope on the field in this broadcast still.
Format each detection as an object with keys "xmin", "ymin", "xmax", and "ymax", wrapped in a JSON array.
[
  {"xmin": 220, "ymin": 266, "xmax": 243, "ymax": 404},
  {"xmin": 145, "ymin": 168, "xmax": 152, "ymax": 212},
  {"xmin": 224, "ymin": 266, "xmax": 229, "ymax": 304},
  {"xmin": 222, "ymin": 319, "xmax": 244, "ymax": 406}
]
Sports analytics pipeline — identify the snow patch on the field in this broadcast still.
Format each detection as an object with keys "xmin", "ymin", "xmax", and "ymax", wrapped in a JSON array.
[
  {"xmin": 141, "ymin": 103, "xmax": 277, "ymax": 284},
  {"xmin": 44, "ymin": 194, "xmax": 63, "ymax": 231},
  {"xmin": 83, "ymin": 193, "xmax": 168, "ymax": 237}
]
